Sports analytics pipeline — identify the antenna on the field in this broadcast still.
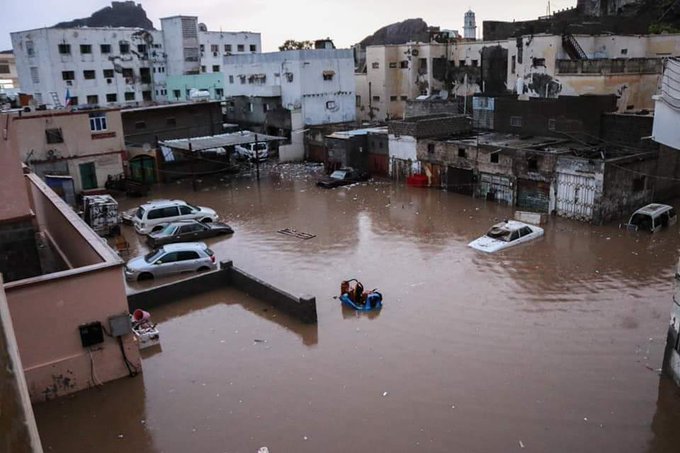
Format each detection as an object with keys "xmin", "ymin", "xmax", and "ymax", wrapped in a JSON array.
[{"xmin": 547, "ymin": 0, "xmax": 551, "ymax": 16}]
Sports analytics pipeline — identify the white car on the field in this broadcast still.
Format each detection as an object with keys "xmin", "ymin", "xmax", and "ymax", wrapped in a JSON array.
[
  {"xmin": 124, "ymin": 242, "xmax": 217, "ymax": 281},
  {"xmin": 234, "ymin": 142, "xmax": 268, "ymax": 162},
  {"xmin": 130, "ymin": 199, "xmax": 219, "ymax": 234},
  {"xmin": 468, "ymin": 220, "xmax": 544, "ymax": 253}
]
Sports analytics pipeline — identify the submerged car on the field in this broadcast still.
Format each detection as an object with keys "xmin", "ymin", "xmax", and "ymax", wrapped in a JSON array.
[
  {"xmin": 124, "ymin": 242, "xmax": 217, "ymax": 281},
  {"xmin": 234, "ymin": 142, "xmax": 268, "ymax": 162},
  {"xmin": 468, "ymin": 220, "xmax": 544, "ymax": 253},
  {"xmin": 127, "ymin": 199, "xmax": 219, "ymax": 234},
  {"xmin": 147, "ymin": 220, "xmax": 234, "ymax": 247},
  {"xmin": 316, "ymin": 168, "xmax": 369, "ymax": 188},
  {"xmin": 623, "ymin": 203, "xmax": 677, "ymax": 233}
]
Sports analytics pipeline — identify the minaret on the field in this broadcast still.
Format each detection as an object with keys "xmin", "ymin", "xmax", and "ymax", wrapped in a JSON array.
[{"xmin": 463, "ymin": 10, "xmax": 476, "ymax": 40}]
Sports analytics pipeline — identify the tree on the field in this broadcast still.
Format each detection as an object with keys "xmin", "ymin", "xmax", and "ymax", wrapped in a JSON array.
[{"xmin": 278, "ymin": 40, "xmax": 315, "ymax": 51}]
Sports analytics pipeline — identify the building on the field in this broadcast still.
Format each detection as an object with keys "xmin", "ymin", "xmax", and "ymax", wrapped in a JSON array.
[
  {"xmin": 0, "ymin": 50, "xmax": 19, "ymax": 90},
  {"xmin": 325, "ymin": 127, "xmax": 387, "ymax": 172},
  {"xmin": 463, "ymin": 10, "xmax": 477, "ymax": 40},
  {"xmin": 223, "ymin": 49, "xmax": 356, "ymax": 127},
  {"xmin": 10, "ymin": 108, "xmax": 126, "ymax": 195},
  {"xmin": 10, "ymin": 7, "xmax": 260, "ymax": 108},
  {"xmin": 1, "ymin": 112, "xmax": 141, "ymax": 402}
]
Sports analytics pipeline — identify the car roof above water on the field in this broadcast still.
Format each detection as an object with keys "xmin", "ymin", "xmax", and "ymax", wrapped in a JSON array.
[
  {"xmin": 158, "ymin": 242, "xmax": 209, "ymax": 252},
  {"xmin": 140, "ymin": 199, "xmax": 187, "ymax": 209},
  {"xmin": 632, "ymin": 203, "xmax": 674, "ymax": 216}
]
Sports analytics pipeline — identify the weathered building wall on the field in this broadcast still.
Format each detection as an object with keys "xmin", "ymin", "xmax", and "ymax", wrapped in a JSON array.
[
  {"xmin": 122, "ymin": 101, "xmax": 223, "ymax": 146},
  {"xmin": 367, "ymin": 132, "xmax": 389, "ymax": 176},
  {"xmin": 0, "ymin": 281, "xmax": 43, "ymax": 453},
  {"xmin": 388, "ymin": 114, "xmax": 471, "ymax": 138},
  {"xmin": 405, "ymin": 99, "xmax": 462, "ymax": 118},
  {"xmin": 388, "ymin": 134, "xmax": 419, "ymax": 178},
  {"xmin": 601, "ymin": 112, "xmax": 656, "ymax": 150},
  {"xmin": 597, "ymin": 154, "xmax": 657, "ymax": 223}
]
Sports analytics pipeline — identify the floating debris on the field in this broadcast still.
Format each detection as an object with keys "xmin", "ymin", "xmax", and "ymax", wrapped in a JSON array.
[{"xmin": 277, "ymin": 228, "xmax": 316, "ymax": 240}]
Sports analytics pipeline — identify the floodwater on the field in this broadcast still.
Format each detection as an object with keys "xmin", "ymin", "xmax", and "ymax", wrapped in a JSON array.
[{"xmin": 35, "ymin": 164, "xmax": 680, "ymax": 452}]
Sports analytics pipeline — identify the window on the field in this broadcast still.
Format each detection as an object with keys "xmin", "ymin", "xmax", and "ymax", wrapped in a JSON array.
[
  {"xmin": 62, "ymin": 71, "xmax": 75, "ymax": 81},
  {"xmin": 400, "ymin": 60, "xmax": 409, "ymax": 68},
  {"xmin": 125, "ymin": 92, "xmax": 135, "ymax": 101},
  {"xmin": 458, "ymin": 148, "xmax": 466, "ymax": 158},
  {"xmin": 390, "ymin": 96, "xmax": 397, "ymax": 101},
  {"xmin": 135, "ymin": 121, "xmax": 146, "ymax": 129},
  {"xmin": 356, "ymin": 95, "xmax": 361, "ymax": 107},
  {"xmin": 621, "ymin": 48, "xmax": 628, "ymax": 55},
  {"xmin": 325, "ymin": 100, "xmax": 336, "ymax": 109},
  {"xmin": 179, "ymin": 205, "xmax": 194, "ymax": 215},
  {"xmin": 201, "ymin": 65, "xmax": 206, "ymax": 73},
  {"xmin": 30, "ymin": 67, "xmax": 39, "ymax": 84},
  {"xmin": 237, "ymin": 44, "xmax": 244, "ymax": 52},
  {"xmin": 372, "ymin": 62, "xmax": 380, "ymax": 69},
  {"xmin": 106, "ymin": 93, "xmax": 117, "ymax": 102},
  {"xmin": 459, "ymin": 60, "xmax": 466, "ymax": 67},
  {"xmin": 45, "ymin": 128, "xmax": 63, "ymax": 144},
  {"xmin": 199, "ymin": 44, "xmax": 205, "ymax": 53},
  {"xmin": 372, "ymin": 96, "xmax": 380, "ymax": 101},
  {"xmin": 173, "ymin": 89, "xmax": 181, "ymax": 99},
  {"xmin": 527, "ymin": 156, "xmax": 538, "ymax": 171},
  {"xmin": 225, "ymin": 44, "xmax": 232, "ymax": 52},
  {"xmin": 122, "ymin": 68, "xmax": 134, "ymax": 78},
  {"xmin": 263, "ymin": 103, "xmax": 270, "ymax": 113},
  {"xmin": 86, "ymin": 95, "xmax": 98, "ymax": 105},
  {"xmin": 166, "ymin": 117, "xmax": 176, "ymax": 126},
  {"xmin": 137, "ymin": 44, "xmax": 147, "ymax": 54},
  {"xmin": 389, "ymin": 62, "xmax": 397, "ymax": 68},
  {"xmin": 323, "ymin": 72, "xmax": 334, "ymax": 81},
  {"xmin": 83, "ymin": 70, "xmax": 96, "ymax": 80},
  {"xmin": 142, "ymin": 91, "xmax": 152, "ymax": 101},
  {"xmin": 80, "ymin": 44, "xmax": 92, "ymax": 54},
  {"xmin": 519, "ymin": 226, "xmax": 532, "ymax": 236},
  {"xmin": 161, "ymin": 207, "xmax": 179, "ymax": 218},
  {"xmin": 212, "ymin": 65, "xmax": 220, "ymax": 72},
  {"xmin": 103, "ymin": 69, "xmax": 114, "ymax": 78},
  {"xmin": 89, "ymin": 113, "xmax": 107, "ymax": 132},
  {"xmin": 229, "ymin": 75, "xmax": 234, "ymax": 84},
  {"xmin": 490, "ymin": 152, "xmax": 499, "ymax": 164},
  {"xmin": 532, "ymin": 58, "xmax": 546, "ymax": 67},
  {"xmin": 119, "ymin": 42, "xmax": 130, "ymax": 54},
  {"xmin": 0, "ymin": 64, "xmax": 9, "ymax": 74},
  {"xmin": 633, "ymin": 176, "xmax": 646, "ymax": 192},
  {"xmin": 548, "ymin": 119, "xmax": 556, "ymax": 131},
  {"xmin": 511, "ymin": 55, "xmax": 516, "ymax": 74},
  {"xmin": 26, "ymin": 40, "xmax": 35, "ymax": 56},
  {"xmin": 177, "ymin": 251, "xmax": 200, "ymax": 261},
  {"xmin": 510, "ymin": 116, "xmax": 523, "ymax": 127},
  {"xmin": 58, "ymin": 44, "xmax": 71, "ymax": 54},
  {"xmin": 100, "ymin": 44, "xmax": 111, "ymax": 54},
  {"xmin": 471, "ymin": 60, "xmax": 479, "ymax": 67},
  {"xmin": 247, "ymin": 102, "xmax": 253, "ymax": 112},
  {"xmin": 427, "ymin": 143, "xmax": 435, "ymax": 154},
  {"xmin": 69, "ymin": 96, "xmax": 78, "ymax": 106},
  {"xmin": 401, "ymin": 95, "xmax": 407, "ymax": 101},
  {"xmin": 215, "ymin": 88, "xmax": 223, "ymax": 97},
  {"xmin": 250, "ymin": 44, "xmax": 257, "ymax": 52}
]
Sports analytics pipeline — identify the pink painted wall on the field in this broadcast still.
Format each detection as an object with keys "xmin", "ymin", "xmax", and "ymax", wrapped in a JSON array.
[
  {"xmin": 0, "ymin": 113, "xmax": 32, "ymax": 222},
  {"xmin": 5, "ymin": 265, "xmax": 140, "ymax": 402}
]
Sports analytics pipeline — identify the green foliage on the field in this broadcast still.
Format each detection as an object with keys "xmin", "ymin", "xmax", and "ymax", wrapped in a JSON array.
[
  {"xmin": 278, "ymin": 40, "xmax": 315, "ymax": 51},
  {"xmin": 649, "ymin": 23, "xmax": 680, "ymax": 34}
]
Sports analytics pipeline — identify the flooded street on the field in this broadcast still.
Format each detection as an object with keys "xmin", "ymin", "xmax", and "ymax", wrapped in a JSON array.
[{"xmin": 34, "ymin": 164, "xmax": 680, "ymax": 452}]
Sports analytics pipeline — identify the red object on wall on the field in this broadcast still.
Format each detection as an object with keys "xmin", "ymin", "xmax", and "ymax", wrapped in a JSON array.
[{"xmin": 406, "ymin": 174, "xmax": 428, "ymax": 187}]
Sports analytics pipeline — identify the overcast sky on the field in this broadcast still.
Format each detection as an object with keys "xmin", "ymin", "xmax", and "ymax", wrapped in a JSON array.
[{"xmin": 1, "ymin": 0, "xmax": 578, "ymax": 51}]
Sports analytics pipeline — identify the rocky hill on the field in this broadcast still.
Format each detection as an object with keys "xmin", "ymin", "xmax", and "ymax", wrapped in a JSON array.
[
  {"xmin": 54, "ymin": 1, "xmax": 154, "ymax": 30},
  {"xmin": 358, "ymin": 18, "xmax": 430, "ymax": 48}
]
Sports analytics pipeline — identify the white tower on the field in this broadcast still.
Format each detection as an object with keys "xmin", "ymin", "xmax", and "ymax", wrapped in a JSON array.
[{"xmin": 463, "ymin": 10, "xmax": 476, "ymax": 40}]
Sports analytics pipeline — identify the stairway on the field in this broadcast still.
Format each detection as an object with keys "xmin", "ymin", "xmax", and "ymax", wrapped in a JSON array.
[{"xmin": 562, "ymin": 33, "xmax": 588, "ymax": 60}]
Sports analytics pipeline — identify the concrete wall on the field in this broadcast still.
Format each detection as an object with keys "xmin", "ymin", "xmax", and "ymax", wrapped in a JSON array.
[
  {"xmin": 121, "ymin": 101, "xmax": 223, "ymax": 147},
  {"xmin": 166, "ymin": 73, "xmax": 225, "ymax": 101},
  {"xmin": 598, "ymin": 154, "xmax": 657, "ymax": 224},
  {"xmin": 388, "ymin": 114, "xmax": 472, "ymax": 138},
  {"xmin": 0, "ymin": 114, "xmax": 32, "ymax": 222},
  {"xmin": 663, "ymin": 257, "xmax": 680, "ymax": 386},
  {"xmin": 0, "ymin": 279, "xmax": 43, "ymax": 453},
  {"xmin": 127, "ymin": 261, "xmax": 318, "ymax": 324}
]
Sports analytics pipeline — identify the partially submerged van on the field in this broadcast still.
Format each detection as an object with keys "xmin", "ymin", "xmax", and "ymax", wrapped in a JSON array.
[
  {"xmin": 624, "ymin": 203, "xmax": 677, "ymax": 233},
  {"xmin": 234, "ymin": 142, "xmax": 268, "ymax": 162}
]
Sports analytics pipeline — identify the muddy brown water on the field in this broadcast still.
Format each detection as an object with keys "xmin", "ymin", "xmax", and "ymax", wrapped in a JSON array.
[{"xmin": 34, "ymin": 164, "xmax": 680, "ymax": 452}]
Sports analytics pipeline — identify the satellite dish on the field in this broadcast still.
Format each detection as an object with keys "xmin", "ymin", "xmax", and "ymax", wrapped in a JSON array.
[
  {"xmin": 439, "ymin": 90, "xmax": 449, "ymax": 100},
  {"xmin": 198, "ymin": 23, "xmax": 207, "ymax": 32}
]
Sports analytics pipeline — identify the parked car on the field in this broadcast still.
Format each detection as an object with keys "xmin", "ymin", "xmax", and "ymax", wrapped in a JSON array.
[
  {"xmin": 234, "ymin": 142, "xmax": 268, "ymax": 162},
  {"xmin": 623, "ymin": 203, "xmax": 677, "ymax": 233},
  {"xmin": 127, "ymin": 199, "xmax": 219, "ymax": 234},
  {"xmin": 147, "ymin": 220, "xmax": 234, "ymax": 247},
  {"xmin": 316, "ymin": 168, "xmax": 370, "ymax": 188},
  {"xmin": 468, "ymin": 220, "xmax": 544, "ymax": 253},
  {"xmin": 124, "ymin": 242, "xmax": 217, "ymax": 281}
]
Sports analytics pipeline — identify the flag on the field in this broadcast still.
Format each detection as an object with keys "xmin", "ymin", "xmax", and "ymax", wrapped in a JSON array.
[{"xmin": 64, "ymin": 88, "xmax": 71, "ymax": 107}]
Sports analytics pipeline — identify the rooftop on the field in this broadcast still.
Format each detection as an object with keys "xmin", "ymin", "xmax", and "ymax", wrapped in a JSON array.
[{"xmin": 160, "ymin": 131, "xmax": 286, "ymax": 152}]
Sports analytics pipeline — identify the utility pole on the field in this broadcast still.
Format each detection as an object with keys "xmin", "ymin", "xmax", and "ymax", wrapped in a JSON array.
[{"xmin": 189, "ymin": 142, "xmax": 197, "ymax": 191}]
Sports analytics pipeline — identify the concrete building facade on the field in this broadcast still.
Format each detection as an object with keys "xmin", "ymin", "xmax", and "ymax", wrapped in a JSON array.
[
  {"xmin": 10, "ymin": 10, "xmax": 260, "ymax": 108},
  {"xmin": 0, "ymin": 50, "xmax": 20, "ymax": 90},
  {"xmin": 223, "ymin": 49, "xmax": 355, "ymax": 127},
  {"xmin": 10, "ymin": 108, "xmax": 126, "ymax": 194}
]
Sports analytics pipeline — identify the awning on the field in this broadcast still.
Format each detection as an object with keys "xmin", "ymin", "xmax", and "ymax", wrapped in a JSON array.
[{"xmin": 159, "ymin": 131, "xmax": 286, "ymax": 152}]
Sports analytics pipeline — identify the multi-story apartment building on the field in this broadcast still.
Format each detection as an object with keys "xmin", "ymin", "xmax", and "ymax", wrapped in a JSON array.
[
  {"xmin": 356, "ymin": 32, "xmax": 680, "ymax": 122},
  {"xmin": 10, "ymin": 12, "xmax": 260, "ymax": 108},
  {"xmin": 223, "ymin": 49, "xmax": 356, "ymax": 127},
  {"xmin": 0, "ymin": 50, "xmax": 20, "ymax": 90}
]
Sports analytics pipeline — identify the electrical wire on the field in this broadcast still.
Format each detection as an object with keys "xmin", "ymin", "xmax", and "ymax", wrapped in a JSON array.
[
  {"xmin": 118, "ymin": 336, "xmax": 139, "ymax": 377},
  {"xmin": 88, "ymin": 348, "xmax": 104, "ymax": 387}
]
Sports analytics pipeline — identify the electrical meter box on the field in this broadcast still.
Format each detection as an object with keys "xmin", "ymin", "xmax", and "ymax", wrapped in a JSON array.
[{"xmin": 78, "ymin": 322, "xmax": 104, "ymax": 348}]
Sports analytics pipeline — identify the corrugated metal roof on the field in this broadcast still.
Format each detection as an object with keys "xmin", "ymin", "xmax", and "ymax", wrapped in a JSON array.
[{"xmin": 160, "ymin": 131, "xmax": 286, "ymax": 151}]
